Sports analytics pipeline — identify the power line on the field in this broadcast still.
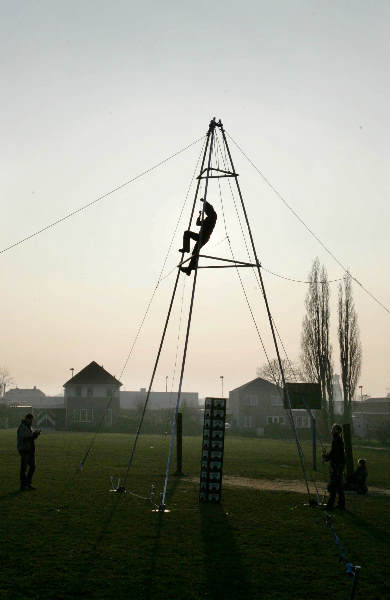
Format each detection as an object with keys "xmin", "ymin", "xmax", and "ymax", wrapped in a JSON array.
[
  {"xmin": 227, "ymin": 131, "xmax": 390, "ymax": 316},
  {"xmin": 0, "ymin": 135, "xmax": 205, "ymax": 257}
]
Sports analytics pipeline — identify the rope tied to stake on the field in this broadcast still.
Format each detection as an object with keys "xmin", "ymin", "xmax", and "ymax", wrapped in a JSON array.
[{"xmin": 325, "ymin": 513, "xmax": 360, "ymax": 576}]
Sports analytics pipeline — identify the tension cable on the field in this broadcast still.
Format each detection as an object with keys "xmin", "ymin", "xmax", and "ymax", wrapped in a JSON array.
[
  {"xmin": 1, "ymin": 135, "xmax": 205, "ymax": 257},
  {"xmin": 227, "ymin": 131, "xmax": 390, "ymax": 317}
]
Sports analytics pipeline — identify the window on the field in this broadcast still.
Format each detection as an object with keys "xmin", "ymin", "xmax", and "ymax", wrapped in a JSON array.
[
  {"xmin": 242, "ymin": 415, "xmax": 254, "ymax": 428},
  {"xmin": 271, "ymin": 394, "xmax": 283, "ymax": 407},
  {"xmin": 72, "ymin": 409, "xmax": 80, "ymax": 423},
  {"xmin": 75, "ymin": 387, "xmax": 82, "ymax": 397},
  {"xmin": 79, "ymin": 408, "xmax": 94, "ymax": 423},
  {"xmin": 106, "ymin": 388, "xmax": 114, "ymax": 398},
  {"xmin": 87, "ymin": 387, "xmax": 93, "ymax": 398},
  {"xmin": 105, "ymin": 408, "xmax": 113, "ymax": 426},
  {"xmin": 267, "ymin": 416, "xmax": 285, "ymax": 425},
  {"xmin": 245, "ymin": 394, "xmax": 258, "ymax": 407}
]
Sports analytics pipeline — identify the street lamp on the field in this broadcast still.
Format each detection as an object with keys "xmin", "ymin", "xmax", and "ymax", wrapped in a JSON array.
[
  {"xmin": 359, "ymin": 385, "xmax": 363, "ymax": 401},
  {"xmin": 220, "ymin": 375, "xmax": 224, "ymax": 398}
]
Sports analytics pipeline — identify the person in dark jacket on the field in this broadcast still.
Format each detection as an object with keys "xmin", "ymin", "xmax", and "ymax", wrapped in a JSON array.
[
  {"xmin": 346, "ymin": 458, "xmax": 368, "ymax": 494},
  {"xmin": 17, "ymin": 413, "xmax": 41, "ymax": 491},
  {"xmin": 179, "ymin": 199, "xmax": 217, "ymax": 276},
  {"xmin": 322, "ymin": 423, "xmax": 346, "ymax": 510}
]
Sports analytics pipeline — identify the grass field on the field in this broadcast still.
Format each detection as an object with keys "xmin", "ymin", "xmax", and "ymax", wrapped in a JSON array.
[{"xmin": 0, "ymin": 430, "xmax": 389, "ymax": 599}]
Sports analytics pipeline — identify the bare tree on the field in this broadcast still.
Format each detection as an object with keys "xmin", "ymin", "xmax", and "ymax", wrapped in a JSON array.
[
  {"xmin": 257, "ymin": 358, "xmax": 303, "ymax": 387},
  {"xmin": 0, "ymin": 366, "xmax": 13, "ymax": 400},
  {"xmin": 338, "ymin": 273, "xmax": 362, "ymax": 424},
  {"xmin": 301, "ymin": 258, "xmax": 334, "ymax": 431}
]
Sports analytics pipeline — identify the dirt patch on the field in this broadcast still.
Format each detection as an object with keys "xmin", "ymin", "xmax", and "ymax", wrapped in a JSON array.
[{"xmin": 188, "ymin": 475, "xmax": 390, "ymax": 497}]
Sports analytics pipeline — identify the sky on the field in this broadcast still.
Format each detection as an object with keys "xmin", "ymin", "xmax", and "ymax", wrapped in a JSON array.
[{"xmin": 1, "ymin": 1, "xmax": 389, "ymax": 399}]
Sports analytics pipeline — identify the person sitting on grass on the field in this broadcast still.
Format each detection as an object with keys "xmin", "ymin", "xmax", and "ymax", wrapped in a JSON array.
[
  {"xmin": 17, "ymin": 413, "xmax": 41, "ymax": 491},
  {"xmin": 346, "ymin": 458, "xmax": 368, "ymax": 495},
  {"xmin": 322, "ymin": 423, "xmax": 346, "ymax": 511}
]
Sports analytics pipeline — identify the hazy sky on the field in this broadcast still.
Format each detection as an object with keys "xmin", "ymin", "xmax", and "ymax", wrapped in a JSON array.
[{"xmin": 2, "ymin": 1, "xmax": 389, "ymax": 398}]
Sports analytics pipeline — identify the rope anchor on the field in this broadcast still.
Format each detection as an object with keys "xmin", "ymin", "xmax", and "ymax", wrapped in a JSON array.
[
  {"xmin": 109, "ymin": 476, "xmax": 126, "ymax": 494},
  {"xmin": 325, "ymin": 514, "xmax": 362, "ymax": 600}
]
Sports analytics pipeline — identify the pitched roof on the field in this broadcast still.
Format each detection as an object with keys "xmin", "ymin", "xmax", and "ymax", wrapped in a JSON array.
[
  {"xmin": 230, "ymin": 377, "xmax": 282, "ymax": 394},
  {"xmin": 5, "ymin": 387, "xmax": 45, "ymax": 397},
  {"xmin": 63, "ymin": 361, "xmax": 122, "ymax": 387}
]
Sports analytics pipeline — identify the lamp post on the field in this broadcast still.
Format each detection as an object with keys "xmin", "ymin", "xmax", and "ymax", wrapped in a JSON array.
[
  {"xmin": 220, "ymin": 375, "xmax": 224, "ymax": 398},
  {"xmin": 165, "ymin": 376, "xmax": 168, "ymax": 393},
  {"xmin": 359, "ymin": 385, "xmax": 363, "ymax": 401}
]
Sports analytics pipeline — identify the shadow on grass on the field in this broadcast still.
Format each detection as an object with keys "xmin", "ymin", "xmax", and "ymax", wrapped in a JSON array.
[
  {"xmin": 346, "ymin": 511, "xmax": 389, "ymax": 545},
  {"xmin": 144, "ymin": 511, "xmax": 164, "ymax": 600},
  {"xmin": 0, "ymin": 490, "xmax": 23, "ymax": 501},
  {"xmin": 200, "ymin": 503, "xmax": 252, "ymax": 600}
]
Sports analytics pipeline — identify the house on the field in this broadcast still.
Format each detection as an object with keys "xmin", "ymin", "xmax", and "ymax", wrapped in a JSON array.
[
  {"xmin": 229, "ymin": 377, "xmax": 311, "ymax": 436},
  {"xmin": 120, "ymin": 389, "xmax": 199, "ymax": 410},
  {"xmin": 64, "ymin": 361, "xmax": 122, "ymax": 428},
  {"xmin": 4, "ymin": 387, "xmax": 64, "ymax": 408},
  {"xmin": 5, "ymin": 386, "xmax": 45, "ymax": 407},
  {"xmin": 352, "ymin": 397, "xmax": 390, "ymax": 439}
]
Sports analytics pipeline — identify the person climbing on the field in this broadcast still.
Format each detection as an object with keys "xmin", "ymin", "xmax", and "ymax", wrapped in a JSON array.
[
  {"xmin": 322, "ymin": 423, "xmax": 346, "ymax": 510},
  {"xmin": 346, "ymin": 458, "xmax": 368, "ymax": 494},
  {"xmin": 179, "ymin": 199, "xmax": 217, "ymax": 276}
]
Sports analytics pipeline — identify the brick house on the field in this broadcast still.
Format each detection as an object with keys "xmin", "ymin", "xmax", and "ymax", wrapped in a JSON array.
[
  {"xmin": 229, "ymin": 377, "xmax": 311, "ymax": 436},
  {"xmin": 64, "ymin": 361, "xmax": 122, "ymax": 428},
  {"xmin": 5, "ymin": 386, "xmax": 46, "ymax": 407},
  {"xmin": 352, "ymin": 397, "xmax": 390, "ymax": 439}
]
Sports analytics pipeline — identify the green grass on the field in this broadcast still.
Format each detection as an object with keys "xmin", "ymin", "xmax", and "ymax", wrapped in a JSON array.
[{"xmin": 0, "ymin": 430, "xmax": 389, "ymax": 599}]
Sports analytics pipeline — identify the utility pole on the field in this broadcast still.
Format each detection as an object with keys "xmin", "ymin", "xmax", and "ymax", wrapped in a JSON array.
[
  {"xmin": 220, "ymin": 375, "xmax": 224, "ymax": 397},
  {"xmin": 165, "ymin": 375, "xmax": 168, "ymax": 393}
]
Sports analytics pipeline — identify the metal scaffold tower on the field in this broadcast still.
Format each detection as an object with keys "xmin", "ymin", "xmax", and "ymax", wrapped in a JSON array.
[{"xmin": 121, "ymin": 116, "xmax": 311, "ymax": 511}]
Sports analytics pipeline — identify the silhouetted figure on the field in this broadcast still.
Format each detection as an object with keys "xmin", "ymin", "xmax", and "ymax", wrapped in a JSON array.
[
  {"xmin": 179, "ymin": 199, "xmax": 217, "ymax": 276},
  {"xmin": 17, "ymin": 413, "xmax": 41, "ymax": 491},
  {"xmin": 323, "ymin": 423, "xmax": 346, "ymax": 510},
  {"xmin": 346, "ymin": 458, "xmax": 368, "ymax": 494}
]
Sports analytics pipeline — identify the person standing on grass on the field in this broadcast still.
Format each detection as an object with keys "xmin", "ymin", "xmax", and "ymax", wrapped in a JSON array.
[
  {"xmin": 322, "ymin": 423, "xmax": 346, "ymax": 510},
  {"xmin": 17, "ymin": 413, "xmax": 41, "ymax": 491}
]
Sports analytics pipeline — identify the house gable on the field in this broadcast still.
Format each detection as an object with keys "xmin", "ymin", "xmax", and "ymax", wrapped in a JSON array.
[{"xmin": 64, "ymin": 361, "xmax": 122, "ymax": 387}]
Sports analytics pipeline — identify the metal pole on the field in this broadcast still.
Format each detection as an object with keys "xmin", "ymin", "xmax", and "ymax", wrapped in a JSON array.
[
  {"xmin": 301, "ymin": 397, "xmax": 317, "ymax": 471},
  {"xmin": 220, "ymin": 375, "xmax": 224, "ymax": 397},
  {"xmin": 220, "ymin": 122, "xmax": 312, "ymax": 501},
  {"xmin": 343, "ymin": 423, "xmax": 354, "ymax": 481},
  {"xmin": 350, "ymin": 566, "xmax": 361, "ymax": 600},
  {"xmin": 161, "ymin": 119, "xmax": 217, "ymax": 509},
  {"xmin": 123, "ymin": 121, "xmax": 212, "ymax": 489},
  {"xmin": 312, "ymin": 415, "xmax": 317, "ymax": 471},
  {"xmin": 175, "ymin": 412, "xmax": 183, "ymax": 475}
]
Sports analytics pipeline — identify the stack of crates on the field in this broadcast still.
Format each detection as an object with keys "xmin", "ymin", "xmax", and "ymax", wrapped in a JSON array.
[{"xmin": 199, "ymin": 397, "xmax": 226, "ymax": 503}]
